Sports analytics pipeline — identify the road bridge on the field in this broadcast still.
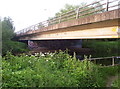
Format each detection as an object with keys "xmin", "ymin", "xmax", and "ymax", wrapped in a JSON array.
[
  {"xmin": 14, "ymin": 0, "xmax": 120, "ymax": 53},
  {"xmin": 15, "ymin": 0, "xmax": 120, "ymax": 40}
]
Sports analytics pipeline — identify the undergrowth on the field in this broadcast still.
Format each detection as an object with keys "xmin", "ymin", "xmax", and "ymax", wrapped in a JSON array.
[{"xmin": 2, "ymin": 51, "xmax": 120, "ymax": 88}]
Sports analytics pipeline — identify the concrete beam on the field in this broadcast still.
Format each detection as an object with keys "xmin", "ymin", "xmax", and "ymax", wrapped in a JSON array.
[{"xmin": 19, "ymin": 19, "xmax": 120, "ymax": 40}]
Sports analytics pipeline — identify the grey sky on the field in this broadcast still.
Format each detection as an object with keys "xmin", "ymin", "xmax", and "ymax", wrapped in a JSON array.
[{"xmin": 0, "ymin": 0, "xmax": 95, "ymax": 31}]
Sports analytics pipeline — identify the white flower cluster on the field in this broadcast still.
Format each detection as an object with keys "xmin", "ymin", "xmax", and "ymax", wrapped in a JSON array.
[
  {"xmin": 34, "ymin": 52, "xmax": 55, "ymax": 57},
  {"xmin": 41, "ymin": 54, "xmax": 45, "ymax": 56},
  {"xmin": 31, "ymin": 55, "xmax": 35, "ymax": 57},
  {"xmin": 24, "ymin": 52, "xmax": 55, "ymax": 62},
  {"xmin": 49, "ymin": 53, "xmax": 54, "ymax": 57},
  {"xmin": 34, "ymin": 53, "xmax": 39, "ymax": 56},
  {"xmin": 44, "ymin": 52, "xmax": 50, "ymax": 55},
  {"xmin": 26, "ymin": 55, "xmax": 28, "ymax": 56}
]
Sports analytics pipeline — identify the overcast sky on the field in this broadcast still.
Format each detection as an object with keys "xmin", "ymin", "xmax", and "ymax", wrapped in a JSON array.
[{"xmin": 0, "ymin": 0, "xmax": 95, "ymax": 32}]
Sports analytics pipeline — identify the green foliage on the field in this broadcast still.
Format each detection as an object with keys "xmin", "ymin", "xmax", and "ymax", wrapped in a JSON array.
[
  {"xmin": 2, "ymin": 51, "xmax": 106, "ymax": 87},
  {"xmin": 48, "ymin": 3, "xmax": 87, "ymax": 25},
  {"xmin": 0, "ymin": 19, "xmax": 2, "ymax": 55},
  {"xmin": 2, "ymin": 41, "xmax": 28, "ymax": 55},
  {"xmin": 2, "ymin": 51, "xmax": 120, "ymax": 87},
  {"xmin": 97, "ymin": 65, "xmax": 120, "ymax": 88},
  {"xmin": 111, "ymin": 75, "xmax": 120, "ymax": 88},
  {"xmin": 98, "ymin": 66, "xmax": 118, "ymax": 79},
  {"xmin": 2, "ymin": 17, "xmax": 28, "ymax": 55},
  {"xmin": 0, "ymin": 55, "xmax": 2, "ymax": 88},
  {"xmin": 82, "ymin": 40, "xmax": 120, "ymax": 57},
  {"xmin": 48, "ymin": 1, "xmax": 104, "ymax": 26},
  {"xmin": 111, "ymin": 66, "xmax": 120, "ymax": 88},
  {"xmin": 55, "ymin": 4, "xmax": 80, "ymax": 16},
  {"xmin": 2, "ymin": 17, "xmax": 15, "ymax": 41}
]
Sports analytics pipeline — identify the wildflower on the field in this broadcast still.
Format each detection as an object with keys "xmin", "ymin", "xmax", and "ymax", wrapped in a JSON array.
[
  {"xmin": 31, "ymin": 55, "xmax": 34, "ymax": 57},
  {"xmin": 35, "ymin": 53, "xmax": 39, "ymax": 56},
  {"xmin": 41, "ymin": 54, "xmax": 45, "ymax": 56},
  {"xmin": 46, "ymin": 52, "xmax": 50, "ymax": 55},
  {"xmin": 50, "ymin": 54, "xmax": 54, "ymax": 57}
]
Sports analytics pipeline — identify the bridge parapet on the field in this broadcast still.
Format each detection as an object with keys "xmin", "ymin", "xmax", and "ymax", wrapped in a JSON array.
[{"xmin": 16, "ymin": 0, "xmax": 120, "ymax": 36}]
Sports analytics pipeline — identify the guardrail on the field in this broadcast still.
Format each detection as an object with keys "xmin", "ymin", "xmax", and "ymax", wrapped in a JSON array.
[
  {"xmin": 88, "ymin": 56, "xmax": 120, "ymax": 66},
  {"xmin": 16, "ymin": 0, "xmax": 119, "ymax": 36}
]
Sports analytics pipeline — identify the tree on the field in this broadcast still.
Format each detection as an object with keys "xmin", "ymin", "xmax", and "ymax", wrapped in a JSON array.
[
  {"xmin": 55, "ymin": 4, "xmax": 80, "ymax": 17},
  {"xmin": 2, "ymin": 17, "xmax": 28, "ymax": 55},
  {"xmin": 48, "ymin": 3, "xmax": 88, "ymax": 25},
  {"xmin": 0, "ymin": 18, "xmax": 2, "ymax": 55},
  {"xmin": 2, "ymin": 17, "xmax": 15, "ymax": 41},
  {"xmin": 48, "ymin": 1, "xmax": 104, "ymax": 25}
]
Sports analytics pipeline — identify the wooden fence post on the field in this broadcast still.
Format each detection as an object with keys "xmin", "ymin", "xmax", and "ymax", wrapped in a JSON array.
[
  {"xmin": 76, "ymin": 8, "xmax": 79, "ymax": 19},
  {"xmin": 48, "ymin": 19, "xmax": 50, "ymax": 26},
  {"xmin": 59, "ymin": 15, "xmax": 61, "ymax": 23},
  {"xmin": 106, "ymin": 0, "xmax": 109, "ymax": 11},
  {"xmin": 94, "ymin": 59, "xmax": 96, "ymax": 64},
  {"xmin": 34, "ymin": 26, "xmax": 36, "ymax": 30},
  {"xmin": 112, "ymin": 57, "xmax": 115, "ymax": 66},
  {"xmin": 23, "ymin": 29, "xmax": 25, "ymax": 33}
]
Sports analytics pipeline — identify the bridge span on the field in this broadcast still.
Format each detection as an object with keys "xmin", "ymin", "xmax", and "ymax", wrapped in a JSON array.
[
  {"xmin": 14, "ymin": 0, "xmax": 120, "ymax": 53},
  {"xmin": 15, "ymin": 0, "xmax": 120, "ymax": 40},
  {"xmin": 18, "ymin": 10, "xmax": 120, "ymax": 40}
]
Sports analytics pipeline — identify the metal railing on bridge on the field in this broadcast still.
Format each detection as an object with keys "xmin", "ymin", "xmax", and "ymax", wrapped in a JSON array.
[{"xmin": 16, "ymin": 0, "xmax": 120, "ymax": 36}]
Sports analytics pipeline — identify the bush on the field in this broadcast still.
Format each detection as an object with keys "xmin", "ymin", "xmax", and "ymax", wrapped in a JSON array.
[
  {"xmin": 2, "ymin": 51, "xmax": 105, "ymax": 87},
  {"xmin": 82, "ymin": 40, "xmax": 120, "ymax": 57},
  {"xmin": 2, "ymin": 41, "xmax": 29, "ymax": 55}
]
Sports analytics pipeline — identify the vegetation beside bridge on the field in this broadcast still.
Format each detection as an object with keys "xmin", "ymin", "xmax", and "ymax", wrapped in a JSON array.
[
  {"xmin": 1, "ymin": 17, "xmax": 28, "ymax": 55},
  {"xmin": 2, "ymin": 51, "xmax": 120, "ymax": 88},
  {"xmin": 1, "ymin": 1, "xmax": 120, "ymax": 87},
  {"xmin": 82, "ymin": 39, "xmax": 120, "ymax": 57}
]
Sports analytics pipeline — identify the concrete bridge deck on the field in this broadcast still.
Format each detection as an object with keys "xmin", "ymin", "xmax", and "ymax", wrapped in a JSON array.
[
  {"xmin": 15, "ymin": 0, "xmax": 120, "ymax": 41},
  {"xmin": 14, "ymin": 0, "xmax": 120, "ymax": 53},
  {"xmin": 17, "ymin": 9, "xmax": 120, "ymax": 40}
]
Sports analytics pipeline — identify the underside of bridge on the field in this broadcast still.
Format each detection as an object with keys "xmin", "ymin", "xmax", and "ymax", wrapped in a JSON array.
[
  {"xmin": 27, "ymin": 40, "xmax": 87, "ymax": 54},
  {"xmin": 15, "ymin": 9, "xmax": 120, "ymax": 53}
]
